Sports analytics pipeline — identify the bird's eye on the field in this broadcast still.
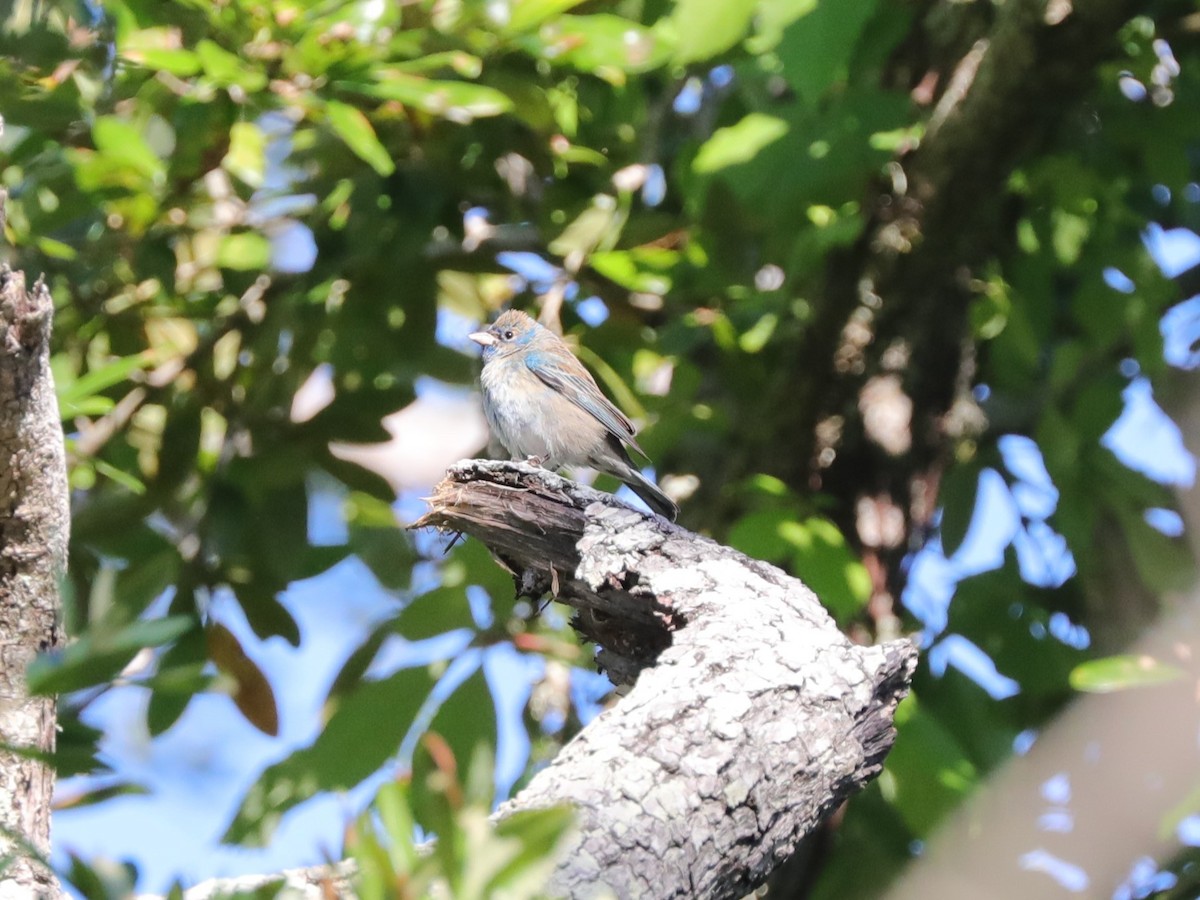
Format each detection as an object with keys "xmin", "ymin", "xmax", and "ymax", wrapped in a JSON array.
[{"xmin": 504, "ymin": 330, "xmax": 514, "ymax": 340}]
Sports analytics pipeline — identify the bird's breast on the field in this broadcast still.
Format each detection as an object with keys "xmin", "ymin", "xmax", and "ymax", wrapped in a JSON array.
[{"xmin": 480, "ymin": 359, "xmax": 605, "ymax": 464}]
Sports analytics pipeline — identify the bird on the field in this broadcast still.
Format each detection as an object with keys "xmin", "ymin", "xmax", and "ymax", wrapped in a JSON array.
[{"xmin": 469, "ymin": 309, "xmax": 679, "ymax": 521}]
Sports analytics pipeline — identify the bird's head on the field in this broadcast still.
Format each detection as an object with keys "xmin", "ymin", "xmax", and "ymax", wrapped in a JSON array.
[{"xmin": 468, "ymin": 309, "xmax": 540, "ymax": 361}]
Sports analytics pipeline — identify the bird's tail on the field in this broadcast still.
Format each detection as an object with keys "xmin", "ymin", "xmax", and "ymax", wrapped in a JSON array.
[{"xmin": 622, "ymin": 469, "xmax": 679, "ymax": 521}]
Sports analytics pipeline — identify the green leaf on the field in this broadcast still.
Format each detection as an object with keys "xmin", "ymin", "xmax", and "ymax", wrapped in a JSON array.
[
  {"xmin": 27, "ymin": 616, "xmax": 194, "ymax": 695},
  {"xmin": 63, "ymin": 853, "xmax": 139, "ymax": 900},
  {"xmin": 666, "ymin": 0, "xmax": 757, "ymax": 64},
  {"xmin": 91, "ymin": 116, "xmax": 165, "ymax": 184},
  {"xmin": 55, "ymin": 780, "xmax": 150, "ymax": 811},
  {"xmin": 728, "ymin": 508, "xmax": 796, "ymax": 561},
  {"xmin": 486, "ymin": 805, "xmax": 576, "ymax": 894},
  {"xmin": 939, "ymin": 463, "xmax": 981, "ymax": 558},
  {"xmin": 348, "ymin": 519, "xmax": 416, "ymax": 592},
  {"xmin": 196, "ymin": 39, "xmax": 268, "ymax": 91},
  {"xmin": 146, "ymin": 620, "xmax": 207, "ymax": 735},
  {"xmin": 118, "ymin": 28, "xmax": 201, "ymax": 76},
  {"xmin": 729, "ymin": 509, "xmax": 870, "ymax": 623},
  {"xmin": 354, "ymin": 74, "xmax": 512, "ymax": 123},
  {"xmin": 775, "ymin": 0, "xmax": 879, "ymax": 104},
  {"xmin": 222, "ymin": 122, "xmax": 267, "ymax": 188},
  {"xmin": 53, "ymin": 715, "xmax": 108, "ymax": 778},
  {"xmin": 326, "ymin": 101, "xmax": 396, "ymax": 177},
  {"xmin": 110, "ymin": 549, "xmax": 180, "ymax": 624},
  {"xmin": 216, "ymin": 233, "xmax": 272, "ymax": 270},
  {"xmin": 883, "ymin": 696, "xmax": 977, "ymax": 836},
  {"xmin": 693, "ymin": 114, "xmax": 790, "ymax": 174},
  {"xmin": 93, "ymin": 459, "xmax": 147, "ymax": 494},
  {"xmin": 57, "ymin": 352, "xmax": 156, "ymax": 413},
  {"xmin": 947, "ymin": 564, "xmax": 1085, "ymax": 698},
  {"xmin": 520, "ymin": 15, "xmax": 669, "ymax": 80},
  {"xmin": 753, "ymin": 0, "xmax": 819, "ymax": 47},
  {"xmin": 428, "ymin": 537, "xmax": 523, "ymax": 626},
  {"xmin": 1113, "ymin": 503, "xmax": 1194, "ymax": 595},
  {"xmin": 548, "ymin": 196, "xmax": 620, "ymax": 260},
  {"xmin": 350, "ymin": 811, "xmax": 403, "ymax": 900},
  {"xmin": 411, "ymin": 665, "xmax": 498, "ymax": 833},
  {"xmin": 393, "ymin": 52, "xmax": 483, "ymax": 78},
  {"xmin": 1069, "ymin": 654, "xmax": 1185, "ymax": 693},
  {"xmin": 504, "ymin": 0, "xmax": 589, "ymax": 34},
  {"xmin": 373, "ymin": 780, "xmax": 420, "ymax": 873},
  {"xmin": 225, "ymin": 665, "xmax": 436, "ymax": 845},
  {"xmin": 36, "ymin": 236, "xmax": 78, "ymax": 260},
  {"xmin": 395, "ymin": 586, "xmax": 473, "ymax": 641},
  {"xmin": 588, "ymin": 248, "xmax": 677, "ymax": 294},
  {"xmin": 232, "ymin": 580, "xmax": 302, "ymax": 647},
  {"xmin": 782, "ymin": 517, "xmax": 870, "ymax": 623},
  {"xmin": 326, "ymin": 622, "xmax": 396, "ymax": 704}
]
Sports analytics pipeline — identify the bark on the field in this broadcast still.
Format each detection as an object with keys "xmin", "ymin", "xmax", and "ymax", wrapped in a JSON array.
[
  {"xmin": 416, "ymin": 460, "xmax": 917, "ymax": 899},
  {"xmin": 0, "ymin": 265, "xmax": 68, "ymax": 898}
]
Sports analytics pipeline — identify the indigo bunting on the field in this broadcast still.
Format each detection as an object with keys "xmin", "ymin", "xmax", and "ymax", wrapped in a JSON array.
[{"xmin": 469, "ymin": 310, "xmax": 679, "ymax": 521}]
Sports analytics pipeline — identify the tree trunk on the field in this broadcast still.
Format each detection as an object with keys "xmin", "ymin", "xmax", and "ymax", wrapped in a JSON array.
[
  {"xmin": 418, "ymin": 460, "xmax": 917, "ymax": 899},
  {"xmin": 0, "ymin": 265, "xmax": 68, "ymax": 899}
]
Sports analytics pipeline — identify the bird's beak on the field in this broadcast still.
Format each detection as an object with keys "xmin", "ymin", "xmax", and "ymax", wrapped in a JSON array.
[{"xmin": 469, "ymin": 330, "xmax": 497, "ymax": 347}]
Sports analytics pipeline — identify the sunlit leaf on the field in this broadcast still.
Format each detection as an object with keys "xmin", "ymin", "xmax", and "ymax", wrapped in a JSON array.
[
  {"xmin": 883, "ymin": 697, "xmax": 978, "ymax": 837},
  {"xmin": 782, "ymin": 517, "xmax": 871, "ymax": 623},
  {"xmin": 520, "ymin": 15, "xmax": 669, "ymax": 80},
  {"xmin": 195, "ymin": 39, "xmax": 268, "ymax": 91},
  {"xmin": 352, "ymin": 73, "xmax": 512, "ymax": 123},
  {"xmin": 1069, "ymin": 654, "xmax": 1184, "ymax": 693},
  {"xmin": 57, "ymin": 352, "xmax": 156, "ymax": 415},
  {"xmin": 118, "ymin": 27, "xmax": 200, "ymax": 76},
  {"xmin": 504, "ymin": 0, "xmax": 589, "ymax": 33},
  {"xmin": 693, "ymin": 114, "xmax": 789, "ymax": 174},
  {"xmin": 216, "ymin": 233, "xmax": 272, "ymax": 270},
  {"xmin": 91, "ymin": 116, "xmax": 165, "ymax": 184},
  {"xmin": 222, "ymin": 122, "xmax": 267, "ymax": 188},
  {"xmin": 325, "ymin": 100, "xmax": 396, "ymax": 176},
  {"xmin": 588, "ymin": 248, "xmax": 677, "ymax": 294},
  {"xmin": 666, "ymin": 0, "xmax": 757, "ymax": 64}
]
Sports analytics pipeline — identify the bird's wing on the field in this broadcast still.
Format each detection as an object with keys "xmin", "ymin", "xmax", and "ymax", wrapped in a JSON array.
[{"xmin": 525, "ymin": 350, "xmax": 648, "ymax": 458}]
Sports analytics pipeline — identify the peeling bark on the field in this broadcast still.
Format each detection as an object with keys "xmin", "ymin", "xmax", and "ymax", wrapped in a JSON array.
[
  {"xmin": 0, "ymin": 265, "xmax": 68, "ymax": 898},
  {"xmin": 416, "ymin": 460, "xmax": 917, "ymax": 899}
]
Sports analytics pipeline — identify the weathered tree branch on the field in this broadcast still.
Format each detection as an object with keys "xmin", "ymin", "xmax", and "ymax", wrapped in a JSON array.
[
  {"xmin": 0, "ymin": 265, "xmax": 68, "ymax": 898},
  {"xmin": 416, "ymin": 460, "xmax": 917, "ymax": 899}
]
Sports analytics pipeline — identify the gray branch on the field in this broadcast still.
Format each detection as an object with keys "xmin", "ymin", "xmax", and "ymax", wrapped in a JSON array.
[
  {"xmin": 0, "ymin": 265, "xmax": 68, "ymax": 899},
  {"xmin": 417, "ymin": 460, "xmax": 917, "ymax": 899}
]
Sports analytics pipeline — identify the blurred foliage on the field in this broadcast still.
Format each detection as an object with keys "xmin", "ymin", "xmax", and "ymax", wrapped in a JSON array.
[
  {"xmin": 348, "ymin": 745, "xmax": 574, "ymax": 900},
  {"xmin": 2, "ymin": 0, "xmax": 1199, "ymax": 895}
]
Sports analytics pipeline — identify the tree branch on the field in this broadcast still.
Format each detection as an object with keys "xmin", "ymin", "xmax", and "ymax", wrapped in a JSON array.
[
  {"xmin": 416, "ymin": 460, "xmax": 917, "ymax": 899},
  {"xmin": 0, "ymin": 264, "xmax": 68, "ymax": 898}
]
